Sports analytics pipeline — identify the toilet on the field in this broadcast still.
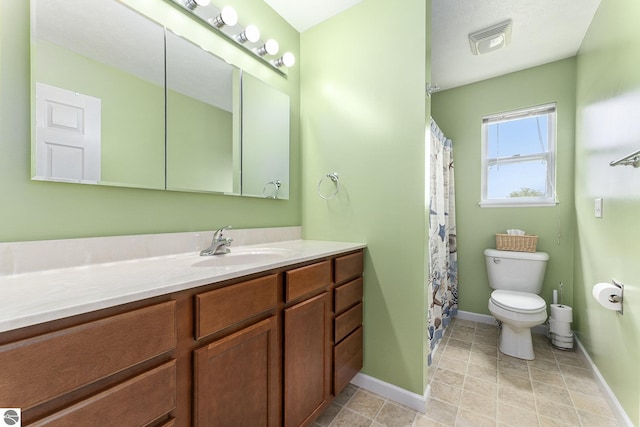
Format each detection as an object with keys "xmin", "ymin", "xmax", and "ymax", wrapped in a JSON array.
[{"xmin": 484, "ymin": 248, "xmax": 549, "ymax": 360}]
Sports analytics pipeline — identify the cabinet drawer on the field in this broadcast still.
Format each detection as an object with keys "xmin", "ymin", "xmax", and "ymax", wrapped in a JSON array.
[
  {"xmin": 195, "ymin": 274, "xmax": 278, "ymax": 339},
  {"xmin": 334, "ymin": 303, "xmax": 362, "ymax": 343},
  {"xmin": 335, "ymin": 251, "xmax": 363, "ymax": 285},
  {"xmin": 31, "ymin": 360, "xmax": 176, "ymax": 426},
  {"xmin": 285, "ymin": 260, "xmax": 331, "ymax": 302},
  {"xmin": 0, "ymin": 301, "xmax": 176, "ymax": 410},
  {"xmin": 334, "ymin": 277, "xmax": 363, "ymax": 314},
  {"xmin": 334, "ymin": 326, "xmax": 363, "ymax": 395}
]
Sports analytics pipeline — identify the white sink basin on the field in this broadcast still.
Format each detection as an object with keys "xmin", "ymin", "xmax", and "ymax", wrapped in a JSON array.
[{"xmin": 192, "ymin": 248, "xmax": 296, "ymax": 267}]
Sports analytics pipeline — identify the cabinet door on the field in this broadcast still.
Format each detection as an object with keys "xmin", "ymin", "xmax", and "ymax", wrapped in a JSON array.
[
  {"xmin": 193, "ymin": 316, "xmax": 279, "ymax": 427},
  {"xmin": 284, "ymin": 292, "xmax": 331, "ymax": 427}
]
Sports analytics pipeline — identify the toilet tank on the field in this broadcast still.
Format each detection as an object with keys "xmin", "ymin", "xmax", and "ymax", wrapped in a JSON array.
[{"xmin": 484, "ymin": 249, "xmax": 549, "ymax": 293}]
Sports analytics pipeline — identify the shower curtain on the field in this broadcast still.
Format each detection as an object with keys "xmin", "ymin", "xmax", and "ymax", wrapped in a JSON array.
[{"xmin": 427, "ymin": 119, "xmax": 458, "ymax": 365}]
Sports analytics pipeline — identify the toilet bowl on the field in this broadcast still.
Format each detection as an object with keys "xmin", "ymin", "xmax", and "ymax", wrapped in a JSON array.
[
  {"xmin": 484, "ymin": 249, "xmax": 549, "ymax": 360},
  {"xmin": 489, "ymin": 289, "xmax": 547, "ymax": 360}
]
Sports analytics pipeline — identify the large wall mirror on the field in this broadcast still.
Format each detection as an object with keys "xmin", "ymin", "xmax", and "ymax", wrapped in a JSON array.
[
  {"xmin": 165, "ymin": 29, "xmax": 241, "ymax": 195},
  {"xmin": 30, "ymin": 0, "xmax": 291, "ymax": 199},
  {"xmin": 31, "ymin": 0, "xmax": 165, "ymax": 189}
]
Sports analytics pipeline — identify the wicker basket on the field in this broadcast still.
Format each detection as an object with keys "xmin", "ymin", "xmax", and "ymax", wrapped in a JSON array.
[{"xmin": 495, "ymin": 234, "xmax": 538, "ymax": 253}]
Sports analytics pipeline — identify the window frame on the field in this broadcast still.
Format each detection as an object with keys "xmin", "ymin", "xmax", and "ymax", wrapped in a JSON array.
[{"xmin": 480, "ymin": 103, "xmax": 558, "ymax": 207}]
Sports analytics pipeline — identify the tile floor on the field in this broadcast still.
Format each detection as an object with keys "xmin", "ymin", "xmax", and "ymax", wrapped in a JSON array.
[{"xmin": 315, "ymin": 318, "xmax": 621, "ymax": 427}]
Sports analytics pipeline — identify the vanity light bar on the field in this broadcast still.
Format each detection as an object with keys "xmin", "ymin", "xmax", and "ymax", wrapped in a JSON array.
[
  {"xmin": 169, "ymin": 0, "xmax": 295, "ymax": 74},
  {"xmin": 184, "ymin": 0, "xmax": 211, "ymax": 11}
]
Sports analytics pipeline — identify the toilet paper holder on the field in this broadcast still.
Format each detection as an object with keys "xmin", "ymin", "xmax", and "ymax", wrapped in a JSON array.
[
  {"xmin": 611, "ymin": 279, "xmax": 624, "ymax": 315},
  {"xmin": 608, "ymin": 294, "xmax": 621, "ymax": 303}
]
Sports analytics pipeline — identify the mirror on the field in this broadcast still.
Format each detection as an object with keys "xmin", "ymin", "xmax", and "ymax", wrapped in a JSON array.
[
  {"xmin": 165, "ymin": 30, "xmax": 241, "ymax": 195},
  {"xmin": 31, "ymin": 0, "xmax": 165, "ymax": 189},
  {"xmin": 31, "ymin": 0, "xmax": 291, "ymax": 199},
  {"xmin": 241, "ymin": 73, "xmax": 290, "ymax": 199}
]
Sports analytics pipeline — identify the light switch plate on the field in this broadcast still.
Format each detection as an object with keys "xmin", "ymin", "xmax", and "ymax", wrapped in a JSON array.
[{"xmin": 594, "ymin": 198, "xmax": 603, "ymax": 218}]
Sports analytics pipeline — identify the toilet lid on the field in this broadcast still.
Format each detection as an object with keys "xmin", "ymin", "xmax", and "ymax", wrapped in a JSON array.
[{"xmin": 491, "ymin": 290, "xmax": 546, "ymax": 313}]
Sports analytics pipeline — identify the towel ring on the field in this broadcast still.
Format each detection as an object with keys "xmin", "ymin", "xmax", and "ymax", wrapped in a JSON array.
[
  {"xmin": 262, "ymin": 180, "xmax": 281, "ymax": 199},
  {"xmin": 317, "ymin": 172, "xmax": 340, "ymax": 200}
]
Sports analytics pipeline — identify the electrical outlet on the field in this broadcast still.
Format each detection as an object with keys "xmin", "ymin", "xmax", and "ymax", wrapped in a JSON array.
[{"xmin": 594, "ymin": 198, "xmax": 603, "ymax": 218}]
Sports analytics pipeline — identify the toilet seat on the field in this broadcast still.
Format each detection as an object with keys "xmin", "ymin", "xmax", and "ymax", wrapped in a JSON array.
[{"xmin": 490, "ymin": 290, "xmax": 546, "ymax": 314}]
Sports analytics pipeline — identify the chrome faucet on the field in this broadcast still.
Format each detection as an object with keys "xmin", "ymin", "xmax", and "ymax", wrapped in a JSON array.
[{"xmin": 200, "ymin": 225, "xmax": 233, "ymax": 256}]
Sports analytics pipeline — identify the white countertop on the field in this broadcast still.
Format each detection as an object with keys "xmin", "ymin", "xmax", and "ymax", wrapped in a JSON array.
[{"xmin": 0, "ymin": 239, "xmax": 365, "ymax": 333}]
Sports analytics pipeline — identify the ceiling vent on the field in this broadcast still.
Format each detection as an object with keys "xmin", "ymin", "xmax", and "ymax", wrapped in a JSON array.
[{"xmin": 469, "ymin": 20, "xmax": 512, "ymax": 55}]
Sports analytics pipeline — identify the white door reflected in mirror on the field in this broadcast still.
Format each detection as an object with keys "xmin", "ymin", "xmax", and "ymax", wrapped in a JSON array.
[{"xmin": 35, "ymin": 83, "xmax": 101, "ymax": 184}]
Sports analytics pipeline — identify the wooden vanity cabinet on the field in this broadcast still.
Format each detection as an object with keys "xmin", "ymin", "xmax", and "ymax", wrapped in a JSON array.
[
  {"xmin": 0, "ymin": 301, "xmax": 177, "ymax": 426},
  {"xmin": 0, "ymin": 249, "xmax": 364, "ymax": 427},
  {"xmin": 283, "ymin": 260, "xmax": 333, "ymax": 427},
  {"xmin": 192, "ymin": 274, "xmax": 280, "ymax": 427}
]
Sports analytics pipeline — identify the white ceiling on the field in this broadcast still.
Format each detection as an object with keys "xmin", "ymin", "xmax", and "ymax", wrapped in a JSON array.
[
  {"xmin": 431, "ymin": 0, "xmax": 601, "ymax": 90},
  {"xmin": 263, "ymin": 0, "xmax": 363, "ymax": 32},
  {"xmin": 37, "ymin": 0, "xmax": 603, "ymax": 97},
  {"xmin": 268, "ymin": 0, "xmax": 601, "ymax": 91}
]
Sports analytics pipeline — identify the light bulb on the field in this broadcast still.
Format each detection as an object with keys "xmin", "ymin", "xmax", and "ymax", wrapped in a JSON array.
[
  {"xmin": 236, "ymin": 25, "xmax": 260, "ymax": 43},
  {"xmin": 184, "ymin": 0, "xmax": 211, "ymax": 10},
  {"xmin": 209, "ymin": 6, "xmax": 238, "ymax": 28},
  {"xmin": 256, "ymin": 39, "xmax": 279, "ymax": 56},
  {"xmin": 273, "ymin": 52, "xmax": 295, "ymax": 68}
]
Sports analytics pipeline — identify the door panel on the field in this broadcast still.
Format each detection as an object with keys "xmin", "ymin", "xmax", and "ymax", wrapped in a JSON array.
[{"xmin": 35, "ymin": 82, "xmax": 101, "ymax": 183}]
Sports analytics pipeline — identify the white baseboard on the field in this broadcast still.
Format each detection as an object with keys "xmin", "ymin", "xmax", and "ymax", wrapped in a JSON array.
[
  {"xmin": 455, "ymin": 311, "xmax": 632, "ymax": 426},
  {"xmin": 455, "ymin": 310, "xmax": 496, "ymax": 325},
  {"xmin": 455, "ymin": 310, "xmax": 546, "ymax": 335},
  {"xmin": 350, "ymin": 373, "xmax": 428, "ymax": 413},
  {"xmin": 574, "ymin": 337, "xmax": 634, "ymax": 427}
]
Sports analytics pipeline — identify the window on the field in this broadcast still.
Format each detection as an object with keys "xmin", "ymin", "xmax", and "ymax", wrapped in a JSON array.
[{"xmin": 481, "ymin": 103, "xmax": 557, "ymax": 207}]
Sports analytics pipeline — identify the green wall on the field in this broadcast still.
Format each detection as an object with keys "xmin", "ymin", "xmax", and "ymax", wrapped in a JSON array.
[
  {"xmin": 300, "ymin": 0, "xmax": 429, "ymax": 395},
  {"xmin": 574, "ymin": 0, "xmax": 640, "ymax": 423},
  {"xmin": 0, "ymin": 0, "xmax": 300, "ymax": 242},
  {"xmin": 431, "ymin": 58, "xmax": 577, "ymax": 316}
]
